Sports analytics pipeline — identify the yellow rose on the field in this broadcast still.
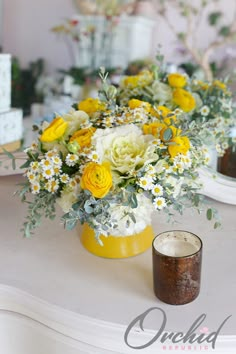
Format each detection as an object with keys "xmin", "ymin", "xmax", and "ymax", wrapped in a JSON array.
[
  {"xmin": 70, "ymin": 127, "xmax": 96, "ymax": 150},
  {"xmin": 173, "ymin": 88, "xmax": 196, "ymax": 112},
  {"xmin": 40, "ymin": 117, "xmax": 68, "ymax": 142},
  {"xmin": 143, "ymin": 122, "xmax": 166, "ymax": 136},
  {"xmin": 78, "ymin": 98, "xmax": 106, "ymax": 115},
  {"xmin": 168, "ymin": 73, "xmax": 187, "ymax": 88},
  {"xmin": 80, "ymin": 162, "xmax": 112, "ymax": 198},
  {"xmin": 168, "ymin": 136, "xmax": 190, "ymax": 158},
  {"xmin": 128, "ymin": 99, "xmax": 151, "ymax": 112}
]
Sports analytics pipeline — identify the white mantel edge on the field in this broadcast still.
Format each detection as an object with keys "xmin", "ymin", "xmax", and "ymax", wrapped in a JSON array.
[{"xmin": 0, "ymin": 284, "xmax": 235, "ymax": 354}]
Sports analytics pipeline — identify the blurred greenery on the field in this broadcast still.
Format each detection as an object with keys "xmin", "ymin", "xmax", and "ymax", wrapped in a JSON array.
[{"xmin": 11, "ymin": 58, "xmax": 45, "ymax": 116}]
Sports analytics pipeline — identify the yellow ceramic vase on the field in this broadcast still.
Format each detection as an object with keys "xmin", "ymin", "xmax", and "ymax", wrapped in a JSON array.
[{"xmin": 81, "ymin": 223, "xmax": 154, "ymax": 259}]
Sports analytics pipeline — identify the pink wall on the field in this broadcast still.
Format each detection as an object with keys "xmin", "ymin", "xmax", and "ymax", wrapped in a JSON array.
[
  {"xmin": 2, "ymin": 0, "xmax": 236, "ymax": 74},
  {"xmin": 2, "ymin": 0, "xmax": 75, "ymax": 73}
]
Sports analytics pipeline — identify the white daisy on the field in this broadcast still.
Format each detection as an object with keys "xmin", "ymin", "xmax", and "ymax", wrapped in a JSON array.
[
  {"xmin": 153, "ymin": 197, "xmax": 166, "ymax": 210},
  {"xmin": 152, "ymin": 184, "xmax": 163, "ymax": 196},
  {"xmin": 30, "ymin": 161, "xmax": 40, "ymax": 172},
  {"xmin": 88, "ymin": 151, "xmax": 100, "ymax": 162},
  {"xmin": 42, "ymin": 167, "xmax": 54, "ymax": 179},
  {"xmin": 138, "ymin": 176, "xmax": 153, "ymax": 190},
  {"xmin": 60, "ymin": 173, "xmax": 70, "ymax": 184},
  {"xmin": 31, "ymin": 182, "xmax": 40, "ymax": 194},
  {"xmin": 40, "ymin": 158, "xmax": 53, "ymax": 170},
  {"xmin": 52, "ymin": 155, "xmax": 62, "ymax": 167},
  {"xmin": 45, "ymin": 149, "xmax": 57, "ymax": 159},
  {"xmin": 66, "ymin": 154, "xmax": 79, "ymax": 167},
  {"xmin": 27, "ymin": 171, "xmax": 37, "ymax": 183},
  {"xmin": 200, "ymin": 105, "xmax": 210, "ymax": 116},
  {"xmin": 53, "ymin": 166, "xmax": 61, "ymax": 176}
]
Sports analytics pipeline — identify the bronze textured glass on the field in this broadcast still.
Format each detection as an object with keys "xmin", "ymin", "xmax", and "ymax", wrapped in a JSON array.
[{"xmin": 152, "ymin": 230, "xmax": 202, "ymax": 305}]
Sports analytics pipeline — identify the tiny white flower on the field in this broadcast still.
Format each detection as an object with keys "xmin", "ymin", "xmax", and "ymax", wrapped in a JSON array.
[
  {"xmin": 52, "ymin": 155, "xmax": 62, "ymax": 167},
  {"xmin": 138, "ymin": 176, "xmax": 153, "ymax": 190},
  {"xmin": 88, "ymin": 151, "xmax": 100, "ymax": 162},
  {"xmin": 40, "ymin": 158, "xmax": 53, "ymax": 170},
  {"xmin": 42, "ymin": 167, "xmax": 54, "ymax": 179},
  {"xmin": 153, "ymin": 197, "xmax": 166, "ymax": 210},
  {"xmin": 53, "ymin": 166, "xmax": 61, "ymax": 176},
  {"xmin": 30, "ymin": 161, "xmax": 39, "ymax": 172},
  {"xmin": 174, "ymin": 108, "xmax": 183, "ymax": 115},
  {"xmin": 69, "ymin": 178, "xmax": 78, "ymax": 189},
  {"xmin": 66, "ymin": 154, "xmax": 79, "ymax": 167},
  {"xmin": 31, "ymin": 182, "xmax": 40, "ymax": 194},
  {"xmin": 45, "ymin": 149, "xmax": 57, "ymax": 159},
  {"xmin": 152, "ymin": 184, "xmax": 163, "ymax": 196},
  {"xmin": 24, "ymin": 141, "xmax": 38, "ymax": 153},
  {"xmin": 27, "ymin": 171, "xmax": 37, "ymax": 182},
  {"xmin": 60, "ymin": 173, "xmax": 70, "ymax": 184},
  {"xmin": 200, "ymin": 105, "xmax": 210, "ymax": 116},
  {"xmin": 222, "ymin": 142, "xmax": 229, "ymax": 149}
]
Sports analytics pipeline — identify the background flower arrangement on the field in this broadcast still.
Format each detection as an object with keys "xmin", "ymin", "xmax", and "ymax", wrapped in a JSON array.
[
  {"xmin": 117, "ymin": 63, "xmax": 236, "ymax": 157},
  {"xmin": 14, "ymin": 69, "xmax": 220, "ymax": 241}
]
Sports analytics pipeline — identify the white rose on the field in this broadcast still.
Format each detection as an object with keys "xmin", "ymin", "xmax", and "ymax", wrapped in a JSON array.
[
  {"xmin": 151, "ymin": 81, "xmax": 173, "ymax": 105},
  {"xmin": 92, "ymin": 124, "xmax": 158, "ymax": 175}
]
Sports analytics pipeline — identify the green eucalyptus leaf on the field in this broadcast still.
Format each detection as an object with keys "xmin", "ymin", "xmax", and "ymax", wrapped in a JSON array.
[
  {"xmin": 163, "ymin": 128, "xmax": 173, "ymax": 141},
  {"xmin": 207, "ymin": 208, "xmax": 213, "ymax": 220}
]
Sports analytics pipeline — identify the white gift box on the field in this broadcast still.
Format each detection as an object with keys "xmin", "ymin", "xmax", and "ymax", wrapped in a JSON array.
[
  {"xmin": 0, "ymin": 54, "xmax": 11, "ymax": 113},
  {"xmin": 0, "ymin": 109, "xmax": 23, "ymax": 145}
]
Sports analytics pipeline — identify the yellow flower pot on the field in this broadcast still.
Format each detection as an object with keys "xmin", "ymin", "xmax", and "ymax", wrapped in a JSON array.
[{"xmin": 80, "ymin": 223, "xmax": 154, "ymax": 258}]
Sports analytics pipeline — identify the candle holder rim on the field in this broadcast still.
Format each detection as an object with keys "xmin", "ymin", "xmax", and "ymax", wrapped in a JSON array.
[{"xmin": 152, "ymin": 229, "xmax": 203, "ymax": 259}]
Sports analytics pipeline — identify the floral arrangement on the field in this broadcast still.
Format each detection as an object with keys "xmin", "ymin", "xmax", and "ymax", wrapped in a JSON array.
[
  {"xmin": 15, "ymin": 70, "xmax": 220, "ymax": 241},
  {"xmin": 118, "ymin": 68, "xmax": 235, "ymax": 156}
]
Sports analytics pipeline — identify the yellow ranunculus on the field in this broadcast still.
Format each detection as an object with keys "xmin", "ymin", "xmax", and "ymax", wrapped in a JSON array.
[
  {"xmin": 40, "ymin": 117, "xmax": 68, "ymax": 142},
  {"xmin": 78, "ymin": 98, "xmax": 106, "ymax": 115},
  {"xmin": 213, "ymin": 80, "xmax": 226, "ymax": 91},
  {"xmin": 128, "ymin": 99, "xmax": 151, "ymax": 112},
  {"xmin": 173, "ymin": 88, "xmax": 196, "ymax": 112},
  {"xmin": 80, "ymin": 162, "xmax": 112, "ymax": 198},
  {"xmin": 160, "ymin": 125, "xmax": 181, "ymax": 142},
  {"xmin": 122, "ymin": 70, "xmax": 153, "ymax": 89},
  {"xmin": 168, "ymin": 136, "xmax": 190, "ymax": 158},
  {"xmin": 70, "ymin": 127, "xmax": 96, "ymax": 150},
  {"xmin": 150, "ymin": 105, "xmax": 177, "ymax": 125},
  {"xmin": 168, "ymin": 73, "xmax": 187, "ymax": 88},
  {"xmin": 195, "ymin": 80, "xmax": 209, "ymax": 90},
  {"xmin": 150, "ymin": 105, "xmax": 170, "ymax": 118},
  {"xmin": 143, "ymin": 122, "xmax": 166, "ymax": 137}
]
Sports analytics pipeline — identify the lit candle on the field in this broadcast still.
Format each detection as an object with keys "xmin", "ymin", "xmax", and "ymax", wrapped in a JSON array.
[{"xmin": 152, "ymin": 230, "xmax": 202, "ymax": 305}]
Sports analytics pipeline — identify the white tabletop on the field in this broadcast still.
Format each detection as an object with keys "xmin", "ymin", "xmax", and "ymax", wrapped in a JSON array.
[{"xmin": 0, "ymin": 175, "xmax": 236, "ymax": 353}]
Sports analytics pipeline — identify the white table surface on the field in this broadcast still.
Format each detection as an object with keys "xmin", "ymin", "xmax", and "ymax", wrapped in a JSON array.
[{"xmin": 0, "ymin": 174, "xmax": 236, "ymax": 353}]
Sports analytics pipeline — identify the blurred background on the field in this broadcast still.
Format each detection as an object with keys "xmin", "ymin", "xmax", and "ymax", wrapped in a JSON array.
[{"xmin": 1, "ymin": 0, "xmax": 236, "ymax": 117}]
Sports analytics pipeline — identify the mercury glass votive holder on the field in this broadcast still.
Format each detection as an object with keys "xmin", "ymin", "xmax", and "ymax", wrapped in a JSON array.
[{"xmin": 152, "ymin": 230, "xmax": 203, "ymax": 305}]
